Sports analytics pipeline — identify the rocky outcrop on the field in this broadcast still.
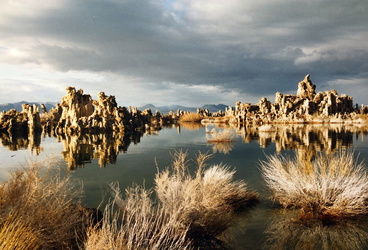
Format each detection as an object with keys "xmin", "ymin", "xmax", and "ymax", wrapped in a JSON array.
[
  {"xmin": 0, "ymin": 86, "xmax": 178, "ymax": 137},
  {"xmin": 296, "ymin": 74, "xmax": 316, "ymax": 100},
  {"xmin": 224, "ymin": 75, "xmax": 360, "ymax": 125},
  {"xmin": 0, "ymin": 104, "xmax": 42, "ymax": 135},
  {"xmin": 1, "ymin": 75, "xmax": 366, "ymax": 138},
  {"xmin": 23, "ymin": 104, "xmax": 42, "ymax": 134}
]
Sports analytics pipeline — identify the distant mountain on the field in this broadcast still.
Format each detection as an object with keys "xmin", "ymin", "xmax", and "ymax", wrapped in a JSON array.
[
  {"xmin": 0, "ymin": 101, "xmax": 56, "ymax": 112},
  {"xmin": 138, "ymin": 104, "xmax": 229, "ymax": 114},
  {"xmin": 202, "ymin": 104, "xmax": 229, "ymax": 112}
]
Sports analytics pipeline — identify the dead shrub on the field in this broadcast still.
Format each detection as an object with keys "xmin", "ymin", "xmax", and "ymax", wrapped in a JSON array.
[
  {"xmin": 261, "ymin": 150, "xmax": 368, "ymax": 220},
  {"xmin": 0, "ymin": 160, "xmax": 85, "ymax": 249}
]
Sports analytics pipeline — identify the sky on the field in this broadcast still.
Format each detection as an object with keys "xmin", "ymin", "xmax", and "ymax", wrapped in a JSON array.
[{"xmin": 0, "ymin": 0, "xmax": 367, "ymax": 107}]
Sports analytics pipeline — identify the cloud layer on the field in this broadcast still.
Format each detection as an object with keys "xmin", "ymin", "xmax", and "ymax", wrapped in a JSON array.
[{"xmin": 0, "ymin": 0, "xmax": 367, "ymax": 106}]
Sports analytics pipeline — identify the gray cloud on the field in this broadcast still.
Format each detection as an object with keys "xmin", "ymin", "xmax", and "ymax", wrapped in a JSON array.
[{"xmin": 0, "ymin": 0, "xmax": 367, "ymax": 106}]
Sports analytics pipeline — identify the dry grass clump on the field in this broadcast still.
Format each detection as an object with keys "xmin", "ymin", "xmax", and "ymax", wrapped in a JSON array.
[
  {"xmin": 85, "ymin": 150, "xmax": 258, "ymax": 249},
  {"xmin": 155, "ymin": 150, "xmax": 259, "ymax": 247},
  {"xmin": 207, "ymin": 129, "xmax": 236, "ymax": 154},
  {"xmin": 0, "ymin": 160, "xmax": 85, "ymax": 249},
  {"xmin": 207, "ymin": 129, "xmax": 236, "ymax": 143},
  {"xmin": 84, "ymin": 184, "xmax": 191, "ymax": 250},
  {"xmin": 179, "ymin": 112, "xmax": 204, "ymax": 122},
  {"xmin": 261, "ymin": 150, "xmax": 368, "ymax": 220},
  {"xmin": 0, "ymin": 212, "xmax": 41, "ymax": 249}
]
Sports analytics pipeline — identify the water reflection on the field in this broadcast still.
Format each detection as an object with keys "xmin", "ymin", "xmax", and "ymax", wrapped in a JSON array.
[
  {"xmin": 0, "ymin": 124, "xmax": 367, "ymax": 169},
  {"xmin": 58, "ymin": 132, "xmax": 144, "ymax": 170},
  {"xmin": 178, "ymin": 121, "xmax": 205, "ymax": 131},
  {"xmin": 209, "ymin": 142, "xmax": 234, "ymax": 155},
  {"xmin": 0, "ymin": 131, "xmax": 43, "ymax": 155},
  {"xmin": 56, "ymin": 124, "xmax": 365, "ymax": 168},
  {"xmin": 264, "ymin": 212, "xmax": 368, "ymax": 249},
  {"xmin": 234, "ymin": 124, "xmax": 368, "ymax": 162},
  {"xmin": 0, "ymin": 124, "xmax": 368, "ymax": 248},
  {"xmin": 205, "ymin": 127, "xmax": 236, "ymax": 155}
]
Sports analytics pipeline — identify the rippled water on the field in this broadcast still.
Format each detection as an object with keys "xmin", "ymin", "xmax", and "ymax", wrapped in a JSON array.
[{"xmin": 1, "ymin": 123, "xmax": 368, "ymax": 249}]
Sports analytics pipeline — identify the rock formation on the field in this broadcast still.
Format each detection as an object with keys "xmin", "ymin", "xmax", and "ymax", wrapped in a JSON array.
[
  {"xmin": 0, "ymin": 104, "xmax": 42, "ymax": 135},
  {"xmin": 296, "ymin": 74, "xmax": 316, "ymax": 100},
  {"xmin": 0, "ymin": 86, "xmax": 179, "ymax": 139},
  {"xmin": 44, "ymin": 86, "xmax": 175, "ymax": 135},
  {"xmin": 0, "ymin": 75, "xmax": 366, "ymax": 140},
  {"xmin": 222, "ymin": 75, "xmax": 361, "ymax": 125}
]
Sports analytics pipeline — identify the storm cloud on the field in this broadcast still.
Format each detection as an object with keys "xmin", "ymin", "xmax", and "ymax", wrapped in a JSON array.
[{"xmin": 0, "ymin": 0, "xmax": 367, "ymax": 106}]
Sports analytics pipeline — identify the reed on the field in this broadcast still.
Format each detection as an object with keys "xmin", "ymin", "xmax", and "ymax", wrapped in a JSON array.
[
  {"xmin": 261, "ymin": 150, "xmax": 368, "ymax": 220},
  {"xmin": 0, "ymin": 160, "xmax": 85, "ymax": 249}
]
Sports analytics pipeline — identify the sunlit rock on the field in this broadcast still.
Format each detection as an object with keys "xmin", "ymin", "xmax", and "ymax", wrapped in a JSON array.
[
  {"xmin": 296, "ymin": 74, "xmax": 316, "ymax": 100},
  {"xmin": 222, "ymin": 74, "xmax": 362, "ymax": 125}
]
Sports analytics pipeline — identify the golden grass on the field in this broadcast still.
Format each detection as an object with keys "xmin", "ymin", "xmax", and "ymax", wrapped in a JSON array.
[
  {"xmin": 0, "ymin": 212, "xmax": 41, "ymax": 250},
  {"xmin": 85, "ymin": 150, "xmax": 259, "ymax": 249},
  {"xmin": 261, "ymin": 150, "xmax": 368, "ymax": 220},
  {"xmin": 0, "ymin": 151, "xmax": 260, "ymax": 249},
  {"xmin": 155, "ymin": 150, "xmax": 259, "ymax": 247},
  {"xmin": 84, "ymin": 184, "xmax": 192, "ymax": 250},
  {"xmin": 0, "ymin": 160, "xmax": 85, "ymax": 249},
  {"xmin": 179, "ymin": 112, "xmax": 203, "ymax": 122}
]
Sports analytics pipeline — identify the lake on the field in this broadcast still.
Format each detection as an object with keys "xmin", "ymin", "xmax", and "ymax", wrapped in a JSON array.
[{"xmin": 1, "ymin": 123, "xmax": 368, "ymax": 249}]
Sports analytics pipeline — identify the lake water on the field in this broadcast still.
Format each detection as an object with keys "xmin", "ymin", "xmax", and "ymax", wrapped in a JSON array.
[{"xmin": 1, "ymin": 123, "xmax": 368, "ymax": 249}]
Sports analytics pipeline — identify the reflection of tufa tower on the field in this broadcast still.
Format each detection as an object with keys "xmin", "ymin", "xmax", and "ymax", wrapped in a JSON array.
[{"xmin": 235, "ymin": 124, "xmax": 358, "ymax": 161}]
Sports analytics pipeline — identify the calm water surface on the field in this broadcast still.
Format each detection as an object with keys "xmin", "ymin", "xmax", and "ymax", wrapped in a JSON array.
[{"xmin": 1, "ymin": 124, "xmax": 368, "ymax": 249}]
